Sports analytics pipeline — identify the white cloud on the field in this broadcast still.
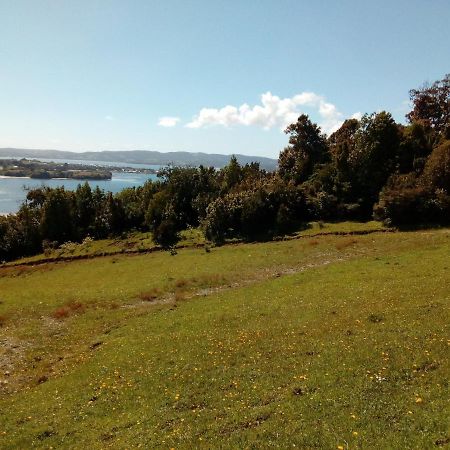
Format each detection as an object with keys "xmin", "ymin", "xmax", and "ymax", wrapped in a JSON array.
[
  {"xmin": 105, "ymin": 115, "xmax": 114, "ymax": 121},
  {"xmin": 185, "ymin": 92, "xmax": 355, "ymax": 134},
  {"xmin": 158, "ymin": 116, "xmax": 180, "ymax": 127}
]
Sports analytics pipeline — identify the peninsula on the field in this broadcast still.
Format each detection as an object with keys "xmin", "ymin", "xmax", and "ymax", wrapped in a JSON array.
[{"xmin": 0, "ymin": 158, "xmax": 113, "ymax": 180}]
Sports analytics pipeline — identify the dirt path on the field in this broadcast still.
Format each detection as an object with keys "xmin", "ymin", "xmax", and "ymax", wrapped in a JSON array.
[{"xmin": 124, "ymin": 251, "xmax": 350, "ymax": 310}]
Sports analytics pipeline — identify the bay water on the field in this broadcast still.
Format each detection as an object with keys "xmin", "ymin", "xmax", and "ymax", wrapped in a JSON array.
[{"xmin": 0, "ymin": 158, "xmax": 160, "ymax": 214}]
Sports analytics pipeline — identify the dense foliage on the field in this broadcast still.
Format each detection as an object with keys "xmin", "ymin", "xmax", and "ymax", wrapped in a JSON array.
[{"xmin": 1, "ymin": 74, "xmax": 449, "ymax": 261}]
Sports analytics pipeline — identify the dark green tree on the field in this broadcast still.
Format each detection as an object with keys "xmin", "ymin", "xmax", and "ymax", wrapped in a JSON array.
[
  {"xmin": 220, "ymin": 155, "xmax": 243, "ymax": 192},
  {"xmin": 421, "ymin": 139, "xmax": 450, "ymax": 192},
  {"xmin": 397, "ymin": 122, "xmax": 434, "ymax": 173},
  {"xmin": 349, "ymin": 112, "xmax": 400, "ymax": 213},
  {"xmin": 153, "ymin": 218, "xmax": 180, "ymax": 249},
  {"xmin": 278, "ymin": 114, "xmax": 329, "ymax": 183},
  {"xmin": 40, "ymin": 188, "xmax": 76, "ymax": 243},
  {"xmin": 75, "ymin": 182, "xmax": 95, "ymax": 235}
]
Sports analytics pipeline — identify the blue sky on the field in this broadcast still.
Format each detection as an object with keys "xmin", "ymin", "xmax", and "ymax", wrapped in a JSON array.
[{"xmin": 0, "ymin": 0, "xmax": 449, "ymax": 158}]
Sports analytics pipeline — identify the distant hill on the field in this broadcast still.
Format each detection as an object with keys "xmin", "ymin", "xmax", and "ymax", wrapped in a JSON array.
[{"xmin": 0, "ymin": 148, "xmax": 278, "ymax": 170}]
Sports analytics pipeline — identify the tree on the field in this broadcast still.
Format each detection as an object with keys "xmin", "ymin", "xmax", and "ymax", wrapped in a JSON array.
[
  {"xmin": 407, "ymin": 74, "xmax": 450, "ymax": 134},
  {"xmin": 75, "ymin": 182, "xmax": 95, "ymax": 235},
  {"xmin": 397, "ymin": 122, "xmax": 434, "ymax": 174},
  {"xmin": 115, "ymin": 187, "xmax": 146, "ymax": 229},
  {"xmin": 220, "ymin": 155, "xmax": 243, "ymax": 192},
  {"xmin": 278, "ymin": 115, "xmax": 329, "ymax": 183},
  {"xmin": 40, "ymin": 188, "xmax": 76, "ymax": 243},
  {"xmin": 349, "ymin": 112, "xmax": 400, "ymax": 212},
  {"xmin": 153, "ymin": 218, "xmax": 180, "ymax": 249},
  {"xmin": 421, "ymin": 139, "xmax": 450, "ymax": 192},
  {"xmin": 328, "ymin": 118, "xmax": 359, "ymax": 178}
]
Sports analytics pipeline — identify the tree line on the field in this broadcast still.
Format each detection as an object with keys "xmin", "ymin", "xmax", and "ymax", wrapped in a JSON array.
[{"xmin": 1, "ymin": 74, "xmax": 449, "ymax": 261}]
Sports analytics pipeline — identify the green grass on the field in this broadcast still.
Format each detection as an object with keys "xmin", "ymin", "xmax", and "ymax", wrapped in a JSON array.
[
  {"xmin": 6, "ymin": 227, "xmax": 207, "ymax": 265},
  {"xmin": 5, "ymin": 221, "xmax": 383, "ymax": 265},
  {"xmin": 6, "ymin": 231, "xmax": 157, "ymax": 265},
  {"xmin": 0, "ymin": 227, "xmax": 449, "ymax": 449},
  {"xmin": 293, "ymin": 220, "xmax": 386, "ymax": 236}
]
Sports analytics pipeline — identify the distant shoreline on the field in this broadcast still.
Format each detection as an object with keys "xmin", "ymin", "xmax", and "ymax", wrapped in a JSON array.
[
  {"xmin": 0, "ymin": 175, "xmax": 116, "ymax": 181},
  {"xmin": 0, "ymin": 148, "xmax": 278, "ymax": 171}
]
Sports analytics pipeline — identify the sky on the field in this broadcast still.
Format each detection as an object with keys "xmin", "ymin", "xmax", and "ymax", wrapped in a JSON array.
[{"xmin": 0, "ymin": 0, "xmax": 449, "ymax": 158}]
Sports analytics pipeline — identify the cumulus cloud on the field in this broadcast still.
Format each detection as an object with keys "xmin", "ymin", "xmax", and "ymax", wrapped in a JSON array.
[
  {"xmin": 185, "ymin": 92, "xmax": 354, "ymax": 134},
  {"xmin": 158, "ymin": 116, "xmax": 180, "ymax": 127}
]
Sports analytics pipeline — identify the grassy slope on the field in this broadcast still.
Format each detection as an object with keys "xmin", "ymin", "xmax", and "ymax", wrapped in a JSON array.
[
  {"xmin": 0, "ymin": 228, "xmax": 449, "ymax": 449},
  {"xmin": 6, "ymin": 221, "xmax": 384, "ymax": 266}
]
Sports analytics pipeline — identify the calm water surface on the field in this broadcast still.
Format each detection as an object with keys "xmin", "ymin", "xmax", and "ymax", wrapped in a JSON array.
[{"xmin": 0, "ymin": 159, "xmax": 160, "ymax": 214}]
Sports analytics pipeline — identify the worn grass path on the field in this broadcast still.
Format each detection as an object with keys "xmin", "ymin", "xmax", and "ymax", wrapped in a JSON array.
[{"xmin": 0, "ymin": 228, "xmax": 449, "ymax": 449}]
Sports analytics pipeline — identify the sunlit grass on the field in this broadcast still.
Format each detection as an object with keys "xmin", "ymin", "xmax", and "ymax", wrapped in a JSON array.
[
  {"xmin": 6, "ymin": 221, "xmax": 385, "ymax": 266},
  {"xmin": 0, "ymin": 227, "xmax": 448, "ymax": 448}
]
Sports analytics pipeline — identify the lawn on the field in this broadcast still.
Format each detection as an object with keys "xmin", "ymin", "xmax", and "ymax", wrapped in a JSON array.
[{"xmin": 0, "ymin": 227, "xmax": 449, "ymax": 448}]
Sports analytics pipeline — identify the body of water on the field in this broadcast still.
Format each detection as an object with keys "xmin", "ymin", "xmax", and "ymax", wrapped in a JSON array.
[{"xmin": 0, "ymin": 158, "xmax": 160, "ymax": 214}]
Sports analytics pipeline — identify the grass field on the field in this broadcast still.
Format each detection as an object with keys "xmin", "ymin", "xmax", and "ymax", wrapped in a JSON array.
[
  {"xmin": 5, "ymin": 221, "xmax": 385, "ymax": 266},
  {"xmin": 0, "ymin": 225, "xmax": 449, "ymax": 448}
]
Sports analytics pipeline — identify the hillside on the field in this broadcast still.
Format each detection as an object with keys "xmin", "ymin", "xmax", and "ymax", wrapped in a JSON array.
[
  {"xmin": 0, "ymin": 225, "xmax": 449, "ymax": 448},
  {"xmin": 0, "ymin": 148, "xmax": 278, "ymax": 171}
]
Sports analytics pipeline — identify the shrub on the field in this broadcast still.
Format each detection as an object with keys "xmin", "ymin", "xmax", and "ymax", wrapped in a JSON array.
[
  {"xmin": 42, "ymin": 240, "xmax": 59, "ymax": 256},
  {"xmin": 421, "ymin": 140, "xmax": 450, "ymax": 192},
  {"xmin": 203, "ymin": 181, "xmax": 308, "ymax": 243},
  {"xmin": 374, "ymin": 185, "xmax": 433, "ymax": 226},
  {"xmin": 153, "ymin": 219, "xmax": 180, "ymax": 249}
]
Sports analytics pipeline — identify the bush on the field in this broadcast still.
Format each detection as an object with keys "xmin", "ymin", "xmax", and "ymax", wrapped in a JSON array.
[
  {"xmin": 153, "ymin": 219, "xmax": 180, "ymax": 249},
  {"xmin": 203, "ymin": 181, "xmax": 308, "ymax": 243},
  {"xmin": 421, "ymin": 140, "xmax": 450, "ymax": 192},
  {"xmin": 374, "ymin": 185, "xmax": 433, "ymax": 226},
  {"xmin": 42, "ymin": 239, "xmax": 58, "ymax": 256}
]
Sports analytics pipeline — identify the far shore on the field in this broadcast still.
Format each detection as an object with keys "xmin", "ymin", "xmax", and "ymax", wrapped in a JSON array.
[{"xmin": 0, "ymin": 175, "xmax": 113, "ymax": 181}]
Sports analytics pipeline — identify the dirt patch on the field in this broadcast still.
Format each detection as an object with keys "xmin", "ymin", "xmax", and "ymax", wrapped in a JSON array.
[
  {"xmin": 0, "ymin": 337, "xmax": 30, "ymax": 393},
  {"xmin": 123, "ymin": 253, "xmax": 349, "ymax": 310}
]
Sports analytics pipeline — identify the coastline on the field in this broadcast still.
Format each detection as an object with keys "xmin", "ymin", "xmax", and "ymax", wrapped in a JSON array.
[{"xmin": 0, "ymin": 175, "xmax": 112, "ymax": 181}]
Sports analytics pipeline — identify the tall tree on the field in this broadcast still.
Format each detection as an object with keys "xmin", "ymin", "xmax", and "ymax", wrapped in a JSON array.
[
  {"xmin": 407, "ymin": 74, "xmax": 450, "ymax": 135},
  {"xmin": 421, "ymin": 139, "xmax": 450, "ymax": 192},
  {"xmin": 75, "ymin": 182, "xmax": 95, "ymax": 235},
  {"xmin": 278, "ymin": 114, "xmax": 329, "ymax": 183},
  {"xmin": 40, "ymin": 188, "xmax": 76, "ymax": 243},
  {"xmin": 220, "ymin": 155, "xmax": 243, "ymax": 192},
  {"xmin": 328, "ymin": 118, "xmax": 359, "ymax": 180},
  {"xmin": 350, "ymin": 112, "xmax": 400, "ymax": 211}
]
